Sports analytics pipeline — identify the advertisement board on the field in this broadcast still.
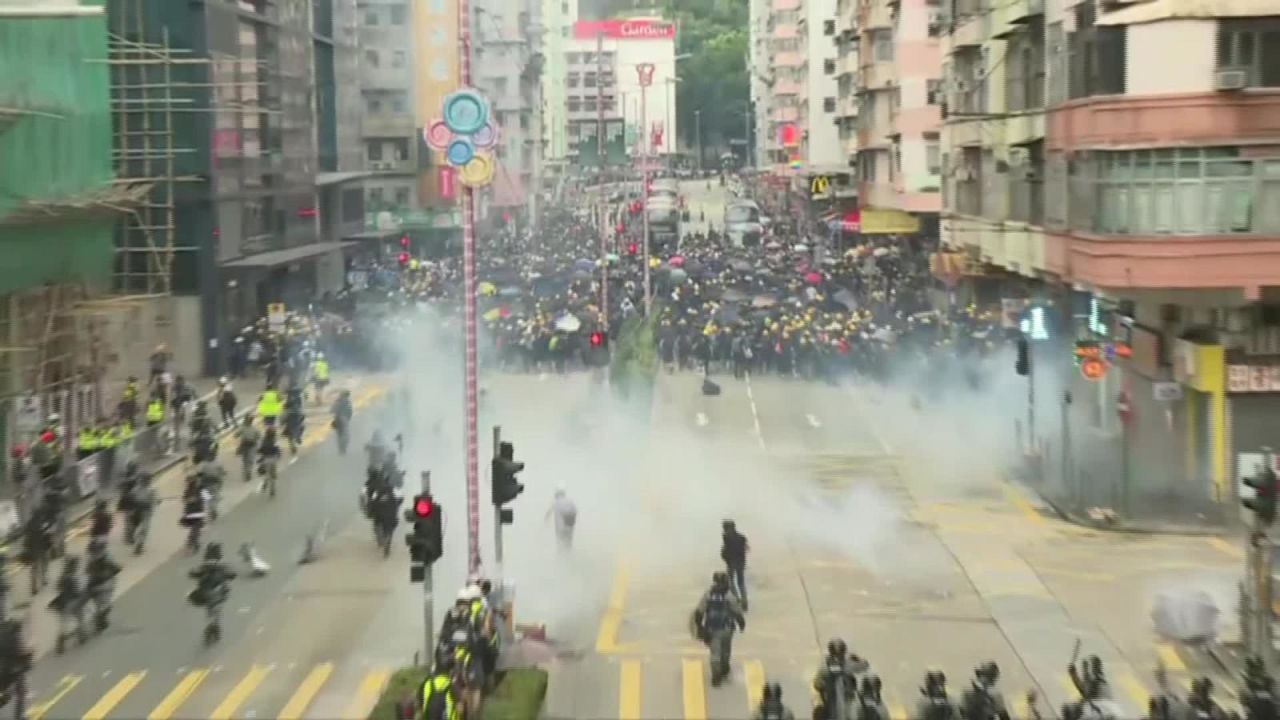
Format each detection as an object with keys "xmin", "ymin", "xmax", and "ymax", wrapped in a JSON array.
[{"xmin": 573, "ymin": 19, "xmax": 676, "ymax": 40}]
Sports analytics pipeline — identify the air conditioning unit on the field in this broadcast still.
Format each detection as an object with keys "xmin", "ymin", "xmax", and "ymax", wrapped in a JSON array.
[
  {"xmin": 1215, "ymin": 69, "xmax": 1248, "ymax": 91},
  {"xmin": 1008, "ymin": 146, "xmax": 1029, "ymax": 166}
]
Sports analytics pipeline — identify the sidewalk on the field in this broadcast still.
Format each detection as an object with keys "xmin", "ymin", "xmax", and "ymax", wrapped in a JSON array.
[{"xmin": 5, "ymin": 372, "xmax": 386, "ymax": 663}]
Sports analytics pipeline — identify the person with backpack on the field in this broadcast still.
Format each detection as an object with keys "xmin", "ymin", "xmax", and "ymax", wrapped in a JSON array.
[
  {"xmin": 753, "ymin": 681, "xmax": 795, "ymax": 720},
  {"xmin": 912, "ymin": 671, "xmax": 959, "ymax": 720},
  {"xmin": 812, "ymin": 638, "xmax": 868, "ymax": 720},
  {"xmin": 691, "ymin": 571, "xmax": 745, "ymax": 687},
  {"xmin": 857, "ymin": 675, "xmax": 890, "ymax": 720},
  {"xmin": 546, "ymin": 488, "xmax": 577, "ymax": 551},
  {"xmin": 420, "ymin": 651, "xmax": 462, "ymax": 720},
  {"xmin": 960, "ymin": 662, "xmax": 1010, "ymax": 720},
  {"xmin": 721, "ymin": 519, "xmax": 750, "ymax": 610}
]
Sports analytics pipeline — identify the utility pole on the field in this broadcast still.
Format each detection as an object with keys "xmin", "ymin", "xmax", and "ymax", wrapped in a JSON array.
[
  {"xmin": 596, "ymin": 31, "xmax": 609, "ymax": 329},
  {"xmin": 1243, "ymin": 449, "xmax": 1278, "ymax": 671},
  {"xmin": 420, "ymin": 470, "xmax": 435, "ymax": 660},
  {"xmin": 637, "ymin": 63, "xmax": 654, "ymax": 316},
  {"xmin": 695, "ymin": 109, "xmax": 703, "ymax": 173},
  {"xmin": 492, "ymin": 426, "xmax": 504, "ymax": 580}
]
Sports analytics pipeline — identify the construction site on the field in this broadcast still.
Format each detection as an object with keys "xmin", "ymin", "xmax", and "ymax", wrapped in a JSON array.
[{"xmin": 0, "ymin": 0, "xmax": 209, "ymax": 485}]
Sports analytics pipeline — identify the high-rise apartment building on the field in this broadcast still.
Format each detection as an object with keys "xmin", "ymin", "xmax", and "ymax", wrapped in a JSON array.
[
  {"xmin": 800, "ymin": 0, "xmax": 842, "ymax": 175},
  {"xmin": 853, "ymin": 0, "xmax": 942, "ymax": 235},
  {"xmin": 937, "ymin": 0, "xmax": 1280, "ymax": 524}
]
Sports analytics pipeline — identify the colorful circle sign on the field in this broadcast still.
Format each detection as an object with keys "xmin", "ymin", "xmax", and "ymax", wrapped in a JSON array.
[
  {"xmin": 1080, "ymin": 357, "xmax": 1108, "ymax": 381},
  {"xmin": 446, "ymin": 138, "xmax": 476, "ymax": 166},
  {"xmin": 424, "ymin": 121, "xmax": 452, "ymax": 150},
  {"xmin": 443, "ymin": 90, "xmax": 488, "ymax": 134},
  {"xmin": 471, "ymin": 123, "xmax": 499, "ymax": 149},
  {"xmin": 459, "ymin": 153, "xmax": 495, "ymax": 187}
]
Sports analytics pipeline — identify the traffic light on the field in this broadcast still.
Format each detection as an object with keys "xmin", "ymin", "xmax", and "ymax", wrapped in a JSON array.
[
  {"xmin": 590, "ymin": 331, "xmax": 607, "ymax": 348},
  {"xmin": 1244, "ymin": 465, "xmax": 1278, "ymax": 527},
  {"xmin": 491, "ymin": 441, "xmax": 525, "ymax": 524},
  {"xmin": 628, "ymin": 242, "xmax": 639, "ymax": 255},
  {"xmin": 400, "ymin": 234, "xmax": 410, "ymax": 249},
  {"xmin": 403, "ymin": 493, "xmax": 443, "ymax": 582},
  {"xmin": 398, "ymin": 251, "xmax": 410, "ymax": 268},
  {"xmin": 1015, "ymin": 337, "xmax": 1030, "ymax": 376}
]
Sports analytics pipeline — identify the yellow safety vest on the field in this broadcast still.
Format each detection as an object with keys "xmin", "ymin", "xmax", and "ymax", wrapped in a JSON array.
[
  {"xmin": 119, "ymin": 423, "xmax": 134, "ymax": 442},
  {"xmin": 420, "ymin": 675, "xmax": 459, "ymax": 720},
  {"xmin": 146, "ymin": 400, "xmax": 165, "ymax": 423},
  {"xmin": 78, "ymin": 429, "xmax": 100, "ymax": 452},
  {"xmin": 313, "ymin": 359, "xmax": 330, "ymax": 381},
  {"xmin": 258, "ymin": 390, "xmax": 282, "ymax": 419},
  {"xmin": 100, "ymin": 427, "xmax": 119, "ymax": 449}
]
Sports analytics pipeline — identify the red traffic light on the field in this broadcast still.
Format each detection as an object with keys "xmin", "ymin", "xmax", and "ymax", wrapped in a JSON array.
[
  {"xmin": 627, "ymin": 242, "xmax": 638, "ymax": 255},
  {"xmin": 400, "ymin": 234, "xmax": 410, "ymax": 248},
  {"xmin": 590, "ymin": 332, "xmax": 605, "ymax": 347},
  {"xmin": 414, "ymin": 496, "xmax": 435, "ymax": 518},
  {"xmin": 398, "ymin": 251, "xmax": 410, "ymax": 266}
]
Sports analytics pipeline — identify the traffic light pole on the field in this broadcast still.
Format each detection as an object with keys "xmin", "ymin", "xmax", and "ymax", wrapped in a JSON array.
[
  {"xmin": 493, "ymin": 425, "xmax": 505, "ymax": 580},
  {"xmin": 420, "ymin": 471, "xmax": 435, "ymax": 663}
]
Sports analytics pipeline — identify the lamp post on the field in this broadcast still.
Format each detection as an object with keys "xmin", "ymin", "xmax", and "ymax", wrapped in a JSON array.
[
  {"xmin": 637, "ymin": 62, "xmax": 655, "ymax": 316},
  {"xmin": 694, "ymin": 108, "xmax": 702, "ymax": 173}
]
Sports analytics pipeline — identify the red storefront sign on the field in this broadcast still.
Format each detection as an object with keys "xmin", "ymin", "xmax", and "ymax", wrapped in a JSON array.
[
  {"xmin": 438, "ymin": 167, "xmax": 456, "ymax": 201},
  {"xmin": 574, "ymin": 19, "xmax": 676, "ymax": 40}
]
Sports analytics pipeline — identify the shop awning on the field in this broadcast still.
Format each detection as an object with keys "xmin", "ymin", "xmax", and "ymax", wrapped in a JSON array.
[
  {"xmin": 1097, "ymin": 0, "xmax": 1276, "ymax": 24},
  {"xmin": 859, "ymin": 209, "xmax": 920, "ymax": 235},
  {"xmin": 824, "ymin": 210, "xmax": 862, "ymax": 232},
  {"xmin": 221, "ymin": 241, "xmax": 355, "ymax": 269},
  {"xmin": 344, "ymin": 229, "xmax": 402, "ymax": 241}
]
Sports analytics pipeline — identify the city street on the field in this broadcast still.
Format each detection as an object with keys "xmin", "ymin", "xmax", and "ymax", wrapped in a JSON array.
[
  {"xmin": 17, "ymin": 379, "xmax": 411, "ymax": 720},
  {"xmin": 543, "ymin": 368, "xmax": 1245, "ymax": 720}
]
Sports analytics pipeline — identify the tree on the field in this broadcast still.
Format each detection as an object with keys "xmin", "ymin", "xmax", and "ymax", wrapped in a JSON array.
[{"xmin": 659, "ymin": 0, "xmax": 749, "ymax": 162}]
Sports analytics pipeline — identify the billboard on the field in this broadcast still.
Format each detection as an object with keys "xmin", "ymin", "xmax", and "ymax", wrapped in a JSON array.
[{"xmin": 574, "ymin": 19, "xmax": 676, "ymax": 40}]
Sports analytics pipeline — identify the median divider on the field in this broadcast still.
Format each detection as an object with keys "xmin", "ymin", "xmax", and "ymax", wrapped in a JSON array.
[{"xmin": 367, "ymin": 666, "xmax": 548, "ymax": 720}]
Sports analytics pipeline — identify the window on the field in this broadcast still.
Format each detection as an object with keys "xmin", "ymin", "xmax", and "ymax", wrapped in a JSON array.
[
  {"xmin": 365, "ymin": 49, "xmax": 379, "ymax": 68},
  {"xmin": 601, "ymin": 72, "xmax": 615, "ymax": 87},
  {"xmin": 871, "ymin": 30, "xmax": 893, "ymax": 61},
  {"xmin": 566, "ymin": 52, "xmax": 579, "ymax": 64},
  {"xmin": 561, "ymin": 1, "xmax": 568, "ymax": 12},
  {"xmin": 493, "ymin": 77, "xmax": 508, "ymax": 95},
  {"xmin": 823, "ymin": 19, "xmax": 836, "ymax": 35},
  {"xmin": 392, "ymin": 139, "xmax": 409, "ymax": 160},
  {"xmin": 369, "ymin": 187, "xmax": 384, "ymax": 207},
  {"xmin": 364, "ymin": 8, "xmax": 378, "ymax": 25},
  {"xmin": 582, "ymin": 52, "xmax": 596, "ymax": 64},
  {"xmin": 561, "ymin": 26, "xmax": 569, "ymax": 37},
  {"xmin": 1091, "ymin": 148, "xmax": 1276, "ymax": 235},
  {"xmin": 366, "ymin": 96, "xmax": 382, "ymax": 113},
  {"xmin": 584, "ymin": 97, "xmax": 597, "ymax": 112},
  {"xmin": 394, "ymin": 187, "xmax": 410, "ymax": 207},
  {"xmin": 956, "ymin": 146, "xmax": 982, "ymax": 215},
  {"xmin": 1217, "ymin": 19, "xmax": 1280, "ymax": 87},
  {"xmin": 924, "ymin": 132, "xmax": 941, "ymax": 175},
  {"xmin": 366, "ymin": 141, "xmax": 383, "ymax": 162},
  {"xmin": 567, "ymin": 72, "xmax": 580, "ymax": 88},
  {"xmin": 389, "ymin": 4, "xmax": 407, "ymax": 24},
  {"xmin": 858, "ymin": 151, "xmax": 877, "ymax": 182},
  {"xmin": 824, "ymin": 96, "xmax": 837, "ymax": 113},
  {"xmin": 1008, "ymin": 140, "xmax": 1044, "ymax": 225},
  {"xmin": 1068, "ymin": 4, "xmax": 1126, "ymax": 98},
  {"xmin": 390, "ymin": 92, "xmax": 407, "ymax": 113},
  {"xmin": 520, "ymin": 112, "xmax": 530, "ymax": 130},
  {"xmin": 568, "ymin": 98, "xmax": 581, "ymax": 112},
  {"xmin": 392, "ymin": 51, "xmax": 406, "ymax": 68},
  {"xmin": 584, "ymin": 71, "xmax": 597, "ymax": 88},
  {"xmin": 824, "ymin": 58, "xmax": 836, "ymax": 75},
  {"xmin": 926, "ymin": 78, "xmax": 943, "ymax": 105},
  {"xmin": 603, "ymin": 96, "xmax": 616, "ymax": 112}
]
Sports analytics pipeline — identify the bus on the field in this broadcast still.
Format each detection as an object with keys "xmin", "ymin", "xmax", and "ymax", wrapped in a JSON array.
[
  {"xmin": 724, "ymin": 200, "xmax": 763, "ymax": 247},
  {"xmin": 646, "ymin": 198, "xmax": 680, "ymax": 254}
]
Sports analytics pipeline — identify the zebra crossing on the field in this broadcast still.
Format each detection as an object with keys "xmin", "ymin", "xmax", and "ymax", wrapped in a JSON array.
[
  {"xmin": 27, "ymin": 661, "xmax": 398, "ymax": 720},
  {"xmin": 547, "ymin": 649, "xmax": 1238, "ymax": 720}
]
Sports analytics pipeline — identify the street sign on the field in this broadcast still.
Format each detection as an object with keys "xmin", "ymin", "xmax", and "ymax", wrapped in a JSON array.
[
  {"xmin": 267, "ymin": 303, "xmax": 287, "ymax": 333},
  {"xmin": 1080, "ymin": 357, "xmax": 1108, "ymax": 381},
  {"xmin": 1153, "ymin": 381, "xmax": 1183, "ymax": 402},
  {"xmin": 810, "ymin": 175, "xmax": 830, "ymax": 197}
]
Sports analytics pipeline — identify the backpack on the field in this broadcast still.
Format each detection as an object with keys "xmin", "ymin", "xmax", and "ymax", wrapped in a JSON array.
[
  {"xmin": 962, "ymin": 687, "xmax": 996, "ymax": 720},
  {"xmin": 704, "ymin": 590, "xmax": 730, "ymax": 628},
  {"xmin": 422, "ymin": 677, "xmax": 452, "ymax": 720},
  {"xmin": 924, "ymin": 697, "xmax": 953, "ymax": 720},
  {"xmin": 758, "ymin": 701, "xmax": 786, "ymax": 720}
]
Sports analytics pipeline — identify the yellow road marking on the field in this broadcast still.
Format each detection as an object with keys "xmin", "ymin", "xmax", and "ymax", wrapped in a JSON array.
[
  {"xmin": 343, "ymin": 668, "xmax": 391, "ymax": 720},
  {"xmin": 887, "ymin": 700, "xmax": 907, "ymax": 720},
  {"xmin": 1059, "ymin": 674, "xmax": 1078, "ymax": 697},
  {"xmin": 1207, "ymin": 537, "xmax": 1243, "ymax": 559},
  {"xmin": 1157, "ymin": 643, "xmax": 1188, "ymax": 673},
  {"xmin": 619, "ymin": 660, "xmax": 641, "ymax": 720},
  {"xmin": 278, "ymin": 662, "xmax": 335, "ymax": 720},
  {"xmin": 744, "ymin": 659, "xmax": 765, "ymax": 708},
  {"xmin": 682, "ymin": 658, "xmax": 707, "ymax": 720},
  {"xmin": 1118, "ymin": 671, "xmax": 1150, "ymax": 708},
  {"xmin": 1002, "ymin": 482, "xmax": 1047, "ymax": 526},
  {"xmin": 596, "ymin": 561, "xmax": 631, "ymax": 653},
  {"xmin": 211, "ymin": 665, "xmax": 271, "ymax": 720},
  {"xmin": 149, "ymin": 669, "xmax": 209, "ymax": 720},
  {"xmin": 31, "ymin": 675, "xmax": 82, "ymax": 720},
  {"xmin": 84, "ymin": 671, "xmax": 146, "ymax": 720}
]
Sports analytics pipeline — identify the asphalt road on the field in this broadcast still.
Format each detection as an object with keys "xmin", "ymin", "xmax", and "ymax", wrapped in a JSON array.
[
  {"xmin": 544, "ymin": 367, "xmax": 1247, "ymax": 720},
  {"xmin": 21, "ymin": 381, "xmax": 417, "ymax": 720}
]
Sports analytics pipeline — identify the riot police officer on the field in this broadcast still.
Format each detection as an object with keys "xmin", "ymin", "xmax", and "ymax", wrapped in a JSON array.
[
  {"xmin": 912, "ymin": 671, "xmax": 959, "ymax": 720},
  {"xmin": 49, "ymin": 556, "xmax": 86, "ymax": 654},
  {"xmin": 960, "ymin": 662, "xmax": 1010, "ymax": 720},
  {"xmin": 187, "ymin": 543, "xmax": 236, "ymax": 645},
  {"xmin": 691, "ymin": 571, "xmax": 745, "ymax": 686},
  {"xmin": 813, "ymin": 638, "xmax": 868, "ymax": 720},
  {"xmin": 84, "ymin": 540, "xmax": 121, "ymax": 632},
  {"xmin": 753, "ymin": 682, "xmax": 795, "ymax": 720}
]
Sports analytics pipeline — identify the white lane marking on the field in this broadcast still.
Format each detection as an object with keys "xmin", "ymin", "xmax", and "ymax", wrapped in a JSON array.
[
  {"xmin": 695, "ymin": 412, "xmax": 709, "ymax": 427},
  {"xmin": 743, "ymin": 372, "xmax": 767, "ymax": 450},
  {"xmin": 845, "ymin": 385, "xmax": 892, "ymax": 455},
  {"xmin": 806, "ymin": 413, "xmax": 822, "ymax": 429}
]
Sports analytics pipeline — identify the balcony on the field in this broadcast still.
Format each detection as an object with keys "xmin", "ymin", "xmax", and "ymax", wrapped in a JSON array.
[
  {"xmin": 862, "ymin": 0, "xmax": 894, "ymax": 30},
  {"xmin": 838, "ymin": 94, "xmax": 859, "ymax": 118},
  {"xmin": 861, "ymin": 61, "xmax": 896, "ymax": 90},
  {"xmin": 838, "ymin": 52, "xmax": 860, "ymax": 77},
  {"xmin": 775, "ymin": 52, "xmax": 804, "ymax": 67},
  {"xmin": 772, "ymin": 106, "xmax": 800, "ymax": 122},
  {"xmin": 772, "ymin": 0, "xmax": 801, "ymax": 10},
  {"xmin": 367, "ymin": 158, "xmax": 414, "ymax": 174},
  {"xmin": 362, "ymin": 115, "xmax": 416, "ymax": 138},
  {"xmin": 774, "ymin": 79, "xmax": 802, "ymax": 95},
  {"xmin": 772, "ymin": 23, "xmax": 798, "ymax": 39}
]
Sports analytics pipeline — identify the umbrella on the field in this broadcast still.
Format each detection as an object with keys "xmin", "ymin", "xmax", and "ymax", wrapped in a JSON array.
[
  {"xmin": 873, "ymin": 247, "xmax": 890, "ymax": 258},
  {"xmin": 606, "ymin": 253, "xmax": 620, "ymax": 263},
  {"xmin": 728, "ymin": 259, "xmax": 753, "ymax": 272},
  {"xmin": 684, "ymin": 259, "xmax": 706, "ymax": 275},
  {"xmin": 714, "ymin": 304, "xmax": 743, "ymax": 324},
  {"xmin": 752, "ymin": 295, "xmax": 778, "ymax": 308},
  {"xmin": 479, "ymin": 281, "xmax": 497, "ymax": 296},
  {"xmin": 793, "ymin": 244, "xmax": 809, "ymax": 253},
  {"xmin": 482, "ymin": 307, "xmax": 512, "ymax": 321},
  {"xmin": 668, "ymin": 268, "xmax": 689, "ymax": 283},
  {"xmin": 764, "ymin": 241, "xmax": 782, "ymax": 251},
  {"xmin": 574, "ymin": 258, "xmax": 596, "ymax": 272},
  {"xmin": 498, "ymin": 286, "xmax": 522, "ymax": 298},
  {"xmin": 1152, "ymin": 589, "xmax": 1219, "ymax": 642},
  {"xmin": 668, "ymin": 255, "xmax": 686, "ymax": 268},
  {"xmin": 721, "ymin": 288, "xmax": 749, "ymax": 303},
  {"xmin": 554, "ymin": 314, "xmax": 582, "ymax": 332},
  {"xmin": 571, "ymin": 269, "xmax": 592, "ymax": 281},
  {"xmin": 804, "ymin": 272, "xmax": 823, "ymax": 285},
  {"xmin": 833, "ymin": 289, "xmax": 858, "ymax": 310}
]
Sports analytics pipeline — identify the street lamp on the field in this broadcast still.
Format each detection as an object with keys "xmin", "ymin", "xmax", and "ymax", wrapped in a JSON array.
[{"xmin": 664, "ymin": 76, "xmax": 682, "ymax": 161}]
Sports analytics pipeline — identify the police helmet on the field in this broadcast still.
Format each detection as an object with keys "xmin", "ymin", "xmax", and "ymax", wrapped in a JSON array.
[
  {"xmin": 762, "ymin": 682, "xmax": 781, "ymax": 702},
  {"xmin": 976, "ymin": 661, "xmax": 999, "ymax": 683},
  {"xmin": 712, "ymin": 571, "xmax": 729, "ymax": 587},
  {"xmin": 861, "ymin": 675, "xmax": 883, "ymax": 699},
  {"xmin": 828, "ymin": 638, "xmax": 848, "ymax": 658},
  {"xmin": 722, "ymin": 519, "xmax": 735, "ymax": 531},
  {"xmin": 925, "ymin": 670, "xmax": 946, "ymax": 691},
  {"xmin": 205, "ymin": 542, "xmax": 223, "ymax": 561}
]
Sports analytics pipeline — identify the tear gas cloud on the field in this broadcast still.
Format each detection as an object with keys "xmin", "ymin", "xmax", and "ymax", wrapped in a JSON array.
[{"xmin": 377, "ymin": 310, "xmax": 1035, "ymax": 646}]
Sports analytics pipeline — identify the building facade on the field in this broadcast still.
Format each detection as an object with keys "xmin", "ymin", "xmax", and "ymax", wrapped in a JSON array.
[
  {"xmin": 358, "ymin": 0, "xmax": 420, "ymax": 227},
  {"xmin": 563, "ymin": 19, "xmax": 677, "ymax": 164},
  {"xmin": 834, "ymin": 0, "xmax": 860, "ymax": 167},
  {"xmin": 541, "ymin": 0, "xmax": 577, "ymax": 164},
  {"xmin": 800, "ymin": 0, "xmax": 842, "ymax": 174},
  {"xmin": 938, "ymin": 0, "xmax": 1280, "ymax": 522},
  {"xmin": 854, "ymin": 0, "xmax": 942, "ymax": 234}
]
